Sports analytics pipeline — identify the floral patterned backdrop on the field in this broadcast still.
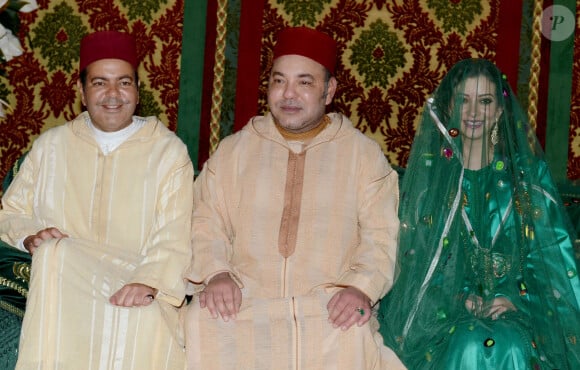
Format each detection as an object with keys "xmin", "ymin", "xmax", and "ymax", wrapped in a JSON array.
[
  {"xmin": 200, "ymin": 0, "xmax": 577, "ymax": 185},
  {"xmin": 1, "ymin": 0, "xmax": 579, "ymax": 194},
  {"xmin": 225, "ymin": 0, "xmax": 520, "ymax": 170},
  {"xmin": 0, "ymin": 0, "xmax": 183, "ymax": 190}
]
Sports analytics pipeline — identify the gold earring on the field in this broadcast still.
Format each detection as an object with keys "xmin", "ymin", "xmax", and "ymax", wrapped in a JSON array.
[{"xmin": 490, "ymin": 123, "xmax": 499, "ymax": 146}]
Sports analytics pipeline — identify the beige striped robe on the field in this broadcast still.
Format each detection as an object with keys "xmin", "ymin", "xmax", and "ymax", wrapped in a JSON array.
[
  {"xmin": 185, "ymin": 113, "xmax": 405, "ymax": 369},
  {"xmin": 0, "ymin": 112, "xmax": 194, "ymax": 370}
]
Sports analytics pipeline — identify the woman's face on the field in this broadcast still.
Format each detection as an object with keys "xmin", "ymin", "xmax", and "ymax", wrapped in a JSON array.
[{"xmin": 455, "ymin": 75, "xmax": 502, "ymax": 143}]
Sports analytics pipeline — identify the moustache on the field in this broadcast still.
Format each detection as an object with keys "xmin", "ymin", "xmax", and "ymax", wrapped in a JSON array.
[
  {"xmin": 280, "ymin": 100, "xmax": 301, "ymax": 109},
  {"xmin": 98, "ymin": 98, "xmax": 129, "ymax": 106}
]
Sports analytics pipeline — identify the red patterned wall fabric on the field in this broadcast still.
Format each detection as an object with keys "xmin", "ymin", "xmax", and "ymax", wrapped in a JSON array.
[
  {"xmin": 233, "ymin": 0, "xmax": 522, "ymax": 169},
  {"xmin": 0, "ymin": 0, "xmax": 184, "ymax": 191},
  {"xmin": 2, "ymin": 1, "xmax": 578, "ymax": 192}
]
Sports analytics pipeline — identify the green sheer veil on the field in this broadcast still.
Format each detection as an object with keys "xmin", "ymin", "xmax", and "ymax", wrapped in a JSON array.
[{"xmin": 378, "ymin": 58, "xmax": 580, "ymax": 369}]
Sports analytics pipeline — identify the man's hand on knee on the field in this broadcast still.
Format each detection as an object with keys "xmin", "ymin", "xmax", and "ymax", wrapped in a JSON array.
[
  {"xmin": 110, "ymin": 283, "xmax": 158, "ymax": 307},
  {"xmin": 23, "ymin": 227, "xmax": 69, "ymax": 255},
  {"xmin": 327, "ymin": 286, "xmax": 372, "ymax": 331},
  {"xmin": 200, "ymin": 272, "xmax": 242, "ymax": 322}
]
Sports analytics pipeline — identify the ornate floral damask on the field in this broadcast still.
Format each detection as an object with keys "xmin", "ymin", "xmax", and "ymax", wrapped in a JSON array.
[
  {"xmin": 258, "ymin": 0, "xmax": 498, "ymax": 167},
  {"xmin": 121, "ymin": 0, "xmax": 170, "ymax": 22},
  {"xmin": 276, "ymin": 0, "xmax": 332, "ymax": 25},
  {"xmin": 349, "ymin": 19, "xmax": 407, "ymax": 89},
  {"xmin": 0, "ymin": 0, "xmax": 183, "ymax": 189},
  {"xmin": 32, "ymin": 3, "xmax": 86, "ymax": 73},
  {"xmin": 427, "ymin": 0, "xmax": 483, "ymax": 33}
]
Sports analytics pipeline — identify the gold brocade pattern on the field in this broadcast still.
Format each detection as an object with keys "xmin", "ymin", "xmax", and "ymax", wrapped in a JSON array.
[
  {"xmin": 0, "ymin": 276, "xmax": 28, "ymax": 298},
  {"xmin": 13, "ymin": 261, "xmax": 31, "ymax": 285},
  {"xmin": 0, "ymin": 299, "xmax": 24, "ymax": 318}
]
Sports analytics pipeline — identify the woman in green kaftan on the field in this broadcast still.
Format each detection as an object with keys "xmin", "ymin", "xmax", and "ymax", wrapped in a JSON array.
[{"xmin": 377, "ymin": 58, "xmax": 580, "ymax": 369}]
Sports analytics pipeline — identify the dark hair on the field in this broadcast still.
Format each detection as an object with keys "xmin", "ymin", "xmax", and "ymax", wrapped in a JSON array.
[{"xmin": 433, "ymin": 59, "xmax": 512, "ymax": 125}]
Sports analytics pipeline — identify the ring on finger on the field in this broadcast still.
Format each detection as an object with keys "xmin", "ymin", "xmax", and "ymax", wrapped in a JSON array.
[{"xmin": 355, "ymin": 307, "xmax": 365, "ymax": 316}]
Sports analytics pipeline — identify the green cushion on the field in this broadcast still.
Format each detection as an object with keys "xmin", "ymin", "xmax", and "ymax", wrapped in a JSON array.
[
  {"xmin": 0, "ymin": 241, "xmax": 30, "ymax": 317},
  {"xmin": 0, "ymin": 241, "xmax": 29, "ymax": 370},
  {"xmin": 0, "ymin": 307, "xmax": 21, "ymax": 370}
]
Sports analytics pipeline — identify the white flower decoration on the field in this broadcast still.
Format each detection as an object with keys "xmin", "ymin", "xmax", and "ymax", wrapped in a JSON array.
[
  {"xmin": 0, "ymin": 24, "xmax": 22, "ymax": 61},
  {"xmin": 0, "ymin": 0, "xmax": 37, "ymax": 12},
  {"xmin": 0, "ymin": 0, "xmax": 39, "ymax": 61},
  {"xmin": 19, "ymin": 0, "xmax": 38, "ymax": 13},
  {"xmin": 0, "ymin": 0, "xmax": 39, "ymax": 117},
  {"xmin": 0, "ymin": 23, "xmax": 23, "ymax": 61}
]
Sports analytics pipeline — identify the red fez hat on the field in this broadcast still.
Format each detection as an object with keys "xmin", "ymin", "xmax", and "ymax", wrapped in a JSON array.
[
  {"xmin": 273, "ymin": 27, "xmax": 337, "ymax": 75},
  {"xmin": 79, "ymin": 31, "xmax": 138, "ymax": 72}
]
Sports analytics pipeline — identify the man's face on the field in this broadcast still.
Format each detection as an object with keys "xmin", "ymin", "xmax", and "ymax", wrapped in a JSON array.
[
  {"xmin": 267, "ymin": 54, "xmax": 336, "ymax": 133},
  {"xmin": 78, "ymin": 58, "xmax": 139, "ymax": 132}
]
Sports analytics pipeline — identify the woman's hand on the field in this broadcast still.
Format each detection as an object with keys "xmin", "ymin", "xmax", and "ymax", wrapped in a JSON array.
[
  {"xmin": 486, "ymin": 296, "xmax": 516, "ymax": 319},
  {"xmin": 465, "ymin": 295, "xmax": 516, "ymax": 320}
]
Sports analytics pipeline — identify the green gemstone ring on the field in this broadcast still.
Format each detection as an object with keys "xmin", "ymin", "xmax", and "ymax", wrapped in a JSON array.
[{"xmin": 356, "ymin": 307, "xmax": 365, "ymax": 316}]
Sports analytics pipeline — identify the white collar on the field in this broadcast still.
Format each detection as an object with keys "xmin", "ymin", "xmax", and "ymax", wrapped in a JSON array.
[{"xmin": 86, "ymin": 116, "xmax": 145, "ymax": 155}]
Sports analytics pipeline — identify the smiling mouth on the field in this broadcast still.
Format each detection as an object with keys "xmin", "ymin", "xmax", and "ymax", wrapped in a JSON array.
[
  {"xmin": 463, "ymin": 120, "xmax": 484, "ymax": 129},
  {"xmin": 101, "ymin": 104, "xmax": 124, "ymax": 110}
]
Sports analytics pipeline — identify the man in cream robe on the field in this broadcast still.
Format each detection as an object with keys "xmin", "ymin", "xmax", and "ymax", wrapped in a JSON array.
[
  {"xmin": 184, "ymin": 26, "xmax": 405, "ymax": 369},
  {"xmin": 0, "ymin": 31, "xmax": 193, "ymax": 369}
]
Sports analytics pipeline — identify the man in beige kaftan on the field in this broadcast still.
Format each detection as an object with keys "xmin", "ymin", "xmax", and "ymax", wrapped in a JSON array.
[
  {"xmin": 0, "ymin": 31, "xmax": 193, "ymax": 369},
  {"xmin": 184, "ymin": 26, "xmax": 405, "ymax": 369}
]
